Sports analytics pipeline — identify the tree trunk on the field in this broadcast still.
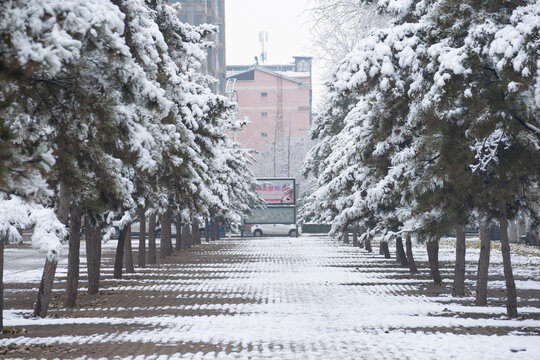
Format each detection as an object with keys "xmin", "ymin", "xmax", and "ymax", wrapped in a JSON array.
[
  {"xmin": 192, "ymin": 217, "xmax": 201, "ymax": 245},
  {"xmin": 34, "ymin": 181, "xmax": 71, "ymax": 317},
  {"xmin": 396, "ymin": 237, "xmax": 409, "ymax": 267},
  {"xmin": 180, "ymin": 218, "xmax": 186, "ymax": 249},
  {"xmin": 379, "ymin": 241, "xmax": 384, "ymax": 255},
  {"xmin": 215, "ymin": 219, "xmax": 220, "ymax": 240},
  {"xmin": 85, "ymin": 217, "xmax": 102, "ymax": 294},
  {"xmin": 1, "ymin": 236, "xmax": 5, "ymax": 331},
  {"xmin": 148, "ymin": 213, "xmax": 157, "ymax": 264},
  {"xmin": 188, "ymin": 218, "xmax": 193, "ymax": 247},
  {"xmin": 352, "ymin": 225, "xmax": 359, "ymax": 247},
  {"xmin": 124, "ymin": 226, "xmax": 135, "ymax": 273},
  {"xmin": 365, "ymin": 232, "xmax": 372, "ymax": 253},
  {"xmin": 358, "ymin": 226, "xmax": 365, "ymax": 249},
  {"xmin": 167, "ymin": 212, "xmax": 174, "ymax": 255},
  {"xmin": 405, "ymin": 234, "xmax": 418, "ymax": 274},
  {"xmin": 160, "ymin": 210, "xmax": 172, "ymax": 258},
  {"xmin": 183, "ymin": 223, "xmax": 192, "ymax": 248},
  {"xmin": 175, "ymin": 214, "xmax": 182, "ymax": 251},
  {"xmin": 343, "ymin": 226, "xmax": 350, "ymax": 244},
  {"xmin": 138, "ymin": 210, "xmax": 146, "ymax": 268},
  {"xmin": 498, "ymin": 199, "xmax": 518, "ymax": 318},
  {"xmin": 427, "ymin": 240, "xmax": 442, "ymax": 285},
  {"xmin": 452, "ymin": 227, "xmax": 466, "ymax": 297},
  {"xmin": 380, "ymin": 241, "xmax": 390, "ymax": 258},
  {"xmin": 113, "ymin": 226, "xmax": 128, "ymax": 279},
  {"xmin": 205, "ymin": 218, "xmax": 210, "ymax": 242},
  {"xmin": 476, "ymin": 222, "xmax": 491, "ymax": 306},
  {"xmin": 211, "ymin": 219, "xmax": 217, "ymax": 241},
  {"xmin": 33, "ymin": 257, "xmax": 58, "ymax": 317},
  {"xmin": 56, "ymin": 181, "xmax": 71, "ymax": 225},
  {"xmin": 64, "ymin": 204, "xmax": 82, "ymax": 307}
]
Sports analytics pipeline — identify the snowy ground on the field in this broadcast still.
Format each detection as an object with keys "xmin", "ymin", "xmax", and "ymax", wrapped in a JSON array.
[
  {"xmin": 1, "ymin": 235, "xmax": 539, "ymax": 359},
  {"xmin": 3, "ymin": 242, "xmax": 70, "ymax": 284}
]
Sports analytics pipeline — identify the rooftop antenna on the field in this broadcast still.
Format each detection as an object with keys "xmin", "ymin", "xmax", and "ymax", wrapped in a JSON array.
[{"xmin": 258, "ymin": 31, "xmax": 268, "ymax": 63}]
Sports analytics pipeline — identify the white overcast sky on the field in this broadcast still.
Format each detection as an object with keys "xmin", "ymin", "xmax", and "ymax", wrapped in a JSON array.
[{"xmin": 225, "ymin": 0, "xmax": 326, "ymax": 108}]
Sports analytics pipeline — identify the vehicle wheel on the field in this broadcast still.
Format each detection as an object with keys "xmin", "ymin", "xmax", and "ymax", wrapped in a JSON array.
[
  {"xmin": 289, "ymin": 229, "xmax": 298, "ymax": 238},
  {"xmin": 254, "ymin": 229, "xmax": 263, "ymax": 237}
]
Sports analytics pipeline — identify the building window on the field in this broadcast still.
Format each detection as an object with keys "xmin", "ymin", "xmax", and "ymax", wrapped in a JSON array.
[
  {"xmin": 194, "ymin": 15, "xmax": 203, "ymax": 25},
  {"xmin": 297, "ymin": 60, "xmax": 309, "ymax": 72},
  {"xmin": 261, "ymin": 92, "xmax": 268, "ymax": 104},
  {"xmin": 261, "ymin": 133, "xmax": 268, "ymax": 137},
  {"xmin": 261, "ymin": 112, "xmax": 268, "ymax": 117},
  {"xmin": 261, "ymin": 92, "xmax": 267, "ymax": 97}
]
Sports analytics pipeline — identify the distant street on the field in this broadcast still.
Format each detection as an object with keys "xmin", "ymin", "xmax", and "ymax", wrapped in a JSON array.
[
  {"xmin": 3, "ymin": 242, "xmax": 69, "ymax": 284},
  {"xmin": 2, "ymin": 236, "xmax": 540, "ymax": 359}
]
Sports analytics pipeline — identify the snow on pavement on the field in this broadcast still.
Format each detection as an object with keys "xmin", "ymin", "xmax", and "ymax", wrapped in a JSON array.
[{"xmin": 2, "ymin": 235, "xmax": 539, "ymax": 359}]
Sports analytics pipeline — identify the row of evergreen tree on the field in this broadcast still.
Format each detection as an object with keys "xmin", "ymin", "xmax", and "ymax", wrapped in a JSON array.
[
  {"xmin": 0, "ymin": 0, "xmax": 261, "ymax": 330},
  {"xmin": 301, "ymin": 0, "xmax": 539, "ymax": 317}
]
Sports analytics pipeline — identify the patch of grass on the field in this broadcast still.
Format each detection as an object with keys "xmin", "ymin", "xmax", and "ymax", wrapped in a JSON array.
[
  {"xmin": 510, "ymin": 243, "xmax": 540, "ymax": 258},
  {"xmin": 464, "ymin": 239, "xmax": 540, "ymax": 257},
  {"xmin": 464, "ymin": 239, "xmax": 493, "ymax": 250},
  {"xmin": 1, "ymin": 326, "xmax": 27, "ymax": 335}
]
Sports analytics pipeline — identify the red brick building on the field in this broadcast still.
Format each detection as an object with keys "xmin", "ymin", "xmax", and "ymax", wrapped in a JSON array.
[{"xmin": 226, "ymin": 57, "xmax": 313, "ymax": 178}]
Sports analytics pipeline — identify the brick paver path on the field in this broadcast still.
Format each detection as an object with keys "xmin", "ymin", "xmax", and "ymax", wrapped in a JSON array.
[{"xmin": 2, "ymin": 236, "xmax": 539, "ymax": 359}]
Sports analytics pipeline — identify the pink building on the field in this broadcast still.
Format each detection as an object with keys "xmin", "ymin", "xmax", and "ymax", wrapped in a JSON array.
[{"xmin": 226, "ymin": 57, "xmax": 313, "ymax": 178}]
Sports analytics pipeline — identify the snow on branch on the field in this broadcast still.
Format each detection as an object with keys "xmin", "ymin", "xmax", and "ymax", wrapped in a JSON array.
[
  {"xmin": 0, "ymin": 195, "xmax": 66, "ymax": 261},
  {"xmin": 1, "ymin": 0, "xmax": 126, "ymax": 75},
  {"xmin": 470, "ymin": 128, "xmax": 511, "ymax": 173}
]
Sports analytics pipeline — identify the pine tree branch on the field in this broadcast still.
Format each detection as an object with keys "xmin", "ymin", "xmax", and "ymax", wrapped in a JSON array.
[{"xmin": 512, "ymin": 114, "xmax": 540, "ymax": 141}]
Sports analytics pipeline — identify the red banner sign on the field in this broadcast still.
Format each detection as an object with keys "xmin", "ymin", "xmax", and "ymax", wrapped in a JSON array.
[{"xmin": 256, "ymin": 178, "xmax": 295, "ymax": 205}]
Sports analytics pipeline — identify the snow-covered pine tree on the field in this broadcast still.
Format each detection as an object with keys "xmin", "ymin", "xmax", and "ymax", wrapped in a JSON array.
[
  {"xmin": 464, "ymin": 1, "xmax": 539, "ymax": 316},
  {"xmin": 102, "ymin": 0, "xmax": 223, "ymax": 269},
  {"xmin": 150, "ymin": 1, "xmax": 262, "ymax": 236},
  {"xmin": 209, "ymin": 133, "xmax": 265, "ymax": 229},
  {"xmin": 0, "ymin": 0, "xmax": 124, "ymax": 317},
  {"xmin": 1, "ymin": 0, "xmax": 264, "ymax": 320},
  {"xmin": 2, "ymin": 0, "xmax": 175, "ymax": 308},
  {"xmin": 306, "ymin": 0, "xmax": 539, "ymax": 316},
  {"xmin": 401, "ymin": 0, "xmax": 540, "ymax": 316}
]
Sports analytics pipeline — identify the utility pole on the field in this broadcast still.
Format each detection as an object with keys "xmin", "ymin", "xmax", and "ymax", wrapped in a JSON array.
[
  {"xmin": 274, "ymin": 72, "xmax": 283, "ymax": 177},
  {"xmin": 273, "ymin": 124, "xmax": 277, "ymax": 177},
  {"xmin": 287, "ymin": 112, "xmax": 292, "ymax": 177}
]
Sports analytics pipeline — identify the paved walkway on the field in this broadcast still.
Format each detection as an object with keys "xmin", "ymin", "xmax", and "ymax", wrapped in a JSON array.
[{"xmin": 1, "ymin": 235, "xmax": 540, "ymax": 359}]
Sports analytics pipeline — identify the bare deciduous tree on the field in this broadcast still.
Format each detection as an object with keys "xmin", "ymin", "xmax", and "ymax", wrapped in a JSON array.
[{"xmin": 305, "ymin": 0, "xmax": 392, "ymax": 75}]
